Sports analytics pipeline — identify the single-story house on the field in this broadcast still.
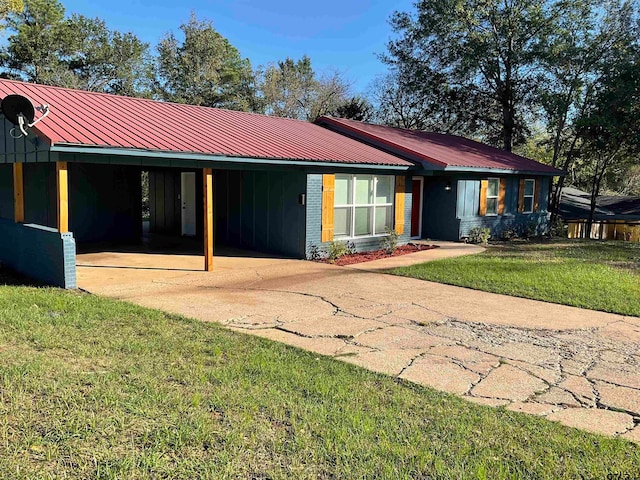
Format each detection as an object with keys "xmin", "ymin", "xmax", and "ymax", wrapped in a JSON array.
[
  {"xmin": 558, "ymin": 187, "xmax": 640, "ymax": 241},
  {"xmin": 0, "ymin": 79, "xmax": 562, "ymax": 288}
]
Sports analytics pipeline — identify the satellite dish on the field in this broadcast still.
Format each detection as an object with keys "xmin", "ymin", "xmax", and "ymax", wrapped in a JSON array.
[{"xmin": 1, "ymin": 94, "xmax": 50, "ymax": 138}]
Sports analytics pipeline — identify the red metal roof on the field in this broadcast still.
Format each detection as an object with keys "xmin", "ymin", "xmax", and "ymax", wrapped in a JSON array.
[
  {"xmin": 317, "ymin": 116, "xmax": 563, "ymax": 174},
  {"xmin": 0, "ymin": 80, "xmax": 411, "ymax": 167}
]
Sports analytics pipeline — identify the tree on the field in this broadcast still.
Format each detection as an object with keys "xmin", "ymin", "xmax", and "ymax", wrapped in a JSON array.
[
  {"xmin": 577, "ymin": 42, "xmax": 640, "ymax": 233},
  {"xmin": 0, "ymin": 0, "xmax": 22, "ymax": 28},
  {"xmin": 1, "ymin": 0, "xmax": 150, "ymax": 96},
  {"xmin": 154, "ymin": 14, "xmax": 256, "ymax": 110},
  {"xmin": 258, "ymin": 55, "xmax": 350, "ymax": 121},
  {"xmin": 382, "ymin": 0, "xmax": 581, "ymax": 151},
  {"xmin": 335, "ymin": 96, "xmax": 374, "ymax": 122}
]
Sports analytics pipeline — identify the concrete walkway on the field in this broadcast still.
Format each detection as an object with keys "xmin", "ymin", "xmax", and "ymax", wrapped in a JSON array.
[{"xmin": 77, "ymin": 242, "xmax": 640, "ymax": 443}]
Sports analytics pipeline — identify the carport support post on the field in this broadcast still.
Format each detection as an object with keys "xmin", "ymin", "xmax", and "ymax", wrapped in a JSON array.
[
  {"xmin": 203, "ymin": 167, "xmax": 213, "ymax": 271},
  {"xmin": 13, "ymin": 163, "xmax": 24, "ymax": 223},
  {"xmin": 56, "ymin": 162, "xmax": 69, "ymax": 233}
]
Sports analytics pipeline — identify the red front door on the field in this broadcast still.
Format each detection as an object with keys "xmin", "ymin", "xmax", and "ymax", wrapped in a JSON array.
[{"xmin": 411, "ymin": 179, "xmax": 422, "ymax": 237}]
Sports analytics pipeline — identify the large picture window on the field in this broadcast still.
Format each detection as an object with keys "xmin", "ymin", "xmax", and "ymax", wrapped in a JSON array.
[
  {"xmin": 486, "ymin": 178, "xmax": 500, "ymax": 216},
  {"xmin": 335, "ymin": 174, "xmax": 394, "ymax": 238},
  {"xmin": 523, "ymin": 179, "xmax": 535, "ymax": 213}
]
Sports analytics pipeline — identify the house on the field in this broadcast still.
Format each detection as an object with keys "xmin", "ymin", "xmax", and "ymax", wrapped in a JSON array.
[
  {"xmin": 316, "ymin": 117, "xmax": 563, "ymax": 242},
  {"xmin": 0, "ymin": 80, "xmax": 562, "ymax": 288},
  {"xmin": 558, "ymin": 187, "xmax": 640, "ymax": 241}
]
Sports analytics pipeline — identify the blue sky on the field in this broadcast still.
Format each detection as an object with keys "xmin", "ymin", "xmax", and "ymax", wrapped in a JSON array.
[{"xmin": 61, "ymin": 0, "xmax": 415, "ymax": 94}]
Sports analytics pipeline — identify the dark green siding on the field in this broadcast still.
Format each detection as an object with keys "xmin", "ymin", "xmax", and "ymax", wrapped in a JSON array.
[
  {"xmin": 422, "ymin": 177, "xmax": 459, "ymax": 240},
  {"xmin": 216, "ymin": 170, "xmax": 306, "ymax": 258},
  {"xmin": 24, "ymin": 163, "xmax": 57, "ymax": 228},
  {"xmin": 0, "ymin": 164, "xmax": 13, "ymax": 219},
  {"xmin": 69, "ymin": 163, "xmax": 142, "ymax": 243}
]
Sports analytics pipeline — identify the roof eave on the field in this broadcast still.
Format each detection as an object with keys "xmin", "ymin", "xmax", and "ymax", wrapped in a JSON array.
[
  {"xmin": 443, "ymin": 165, "xmax": 565, "ymax": 176},
  {"xmin": 49, "ymin": 144, "xmax": 412, "ymax": 171}
]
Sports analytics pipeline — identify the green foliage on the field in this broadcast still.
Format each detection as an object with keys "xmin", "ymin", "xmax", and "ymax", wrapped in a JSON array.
[
  {"xmin": 391, "ymin": 240, "xmax": 640, "ymax": 316},
  {"xmin": 549, "ymin": 217, "xmax": 567, "ymax": 238},
  {"xmin": 0, "ymin": 285, "xmax": 638, "ymax": 477},
  {"xmin": 335, "ymin": 96, "xmax": 374, "ymax": 122},
  {"xmin": 327, "ymin": 240, "xmax": 353, "ymax": 262},
  {"xmin": 466, "ymin": 227, "xmax": 491, "ymax": 244},
  {"xmin": 379, "ymin": 227, "xmax": 399, "ymax": 253},
  {"xmin": 382, "ymin": 0, "xmax": 580, "ymax": 150},
  {"xmin": 1, "ymin": 0, "xmax": 150, "ymax": 95},
  {"xmin": 0, "ymin": 0, "xmax": 22, "ymax": 26},
  {"xmin": 257, "ymin": 55, "xmax": 350, "ymax": 120},
  {"xmin": 306, "ymin": 243, "xmax": 323, "ymax": 261},
  {"xmin": 154, "ymin": 14, "xmax": 256, "ymax": 110}
]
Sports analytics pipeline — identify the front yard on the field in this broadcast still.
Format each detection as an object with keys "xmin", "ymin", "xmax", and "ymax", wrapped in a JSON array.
[
  {"xmin": 390, "ymin": 239, "xmax": 640, "ymax": 317},
  {"xmin": 0, "ymin": 284, "xmax": 638, "ymax": 478}
]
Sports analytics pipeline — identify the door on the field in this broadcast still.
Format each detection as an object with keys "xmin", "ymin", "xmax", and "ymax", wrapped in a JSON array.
[
  {"xmin": 181, "ymin": 172, "xmax": 196, "ymax": 236},
  {"xmin": 411, "ymin": 177, "xmax": 423, "ymax": 238}
]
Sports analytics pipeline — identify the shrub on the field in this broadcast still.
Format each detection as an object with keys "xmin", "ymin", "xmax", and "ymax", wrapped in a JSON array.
[
  {"xmin": 466, "ymin": 227, "xmax": 491, "ymax": 244},
  {"xmin": 327, "ymin": 241, "xmax": 349, "ymax": 262},
  {"xmin": 307, "ymin": 244, "xmax": 323, "ymax": 261},
  {"xmin": 549, "ymin": 217, "xmax": 567, "ymax": 238},
  {"xmin": 500, "ymin": 228, "xmax": 519, "ymax": 241},
  {"xmin": 380, "ymin": 227, "xmax": 399, "ymax": 253}
]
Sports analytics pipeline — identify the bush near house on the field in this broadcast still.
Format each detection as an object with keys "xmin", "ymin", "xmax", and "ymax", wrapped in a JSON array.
[
  {"xmin": 0, "ymin": 285, "xmax": 638, "ymax": 478},
  {"xmin": 390, "ymin": 239, "xmax": 640, "ymax": 317}
]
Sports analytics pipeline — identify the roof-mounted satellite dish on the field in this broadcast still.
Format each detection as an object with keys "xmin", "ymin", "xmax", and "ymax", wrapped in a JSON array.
[{"xmin": 1, "ymin": 94, "xmax": 50, "ymax": 139}]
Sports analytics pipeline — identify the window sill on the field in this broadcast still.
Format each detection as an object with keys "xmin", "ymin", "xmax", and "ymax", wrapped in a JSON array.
[{"xmin": 334, "ymin": 233, "xmax": 391, "ymax": 241}]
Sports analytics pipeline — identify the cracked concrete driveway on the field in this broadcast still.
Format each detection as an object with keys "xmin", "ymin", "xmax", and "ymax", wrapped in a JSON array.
[{"xmin": 77, "ymin": 245, "xmax": 640, "ymax": 443}]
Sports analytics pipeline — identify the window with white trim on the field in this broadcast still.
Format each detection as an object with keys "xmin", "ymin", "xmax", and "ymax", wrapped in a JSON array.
[
  {"xmin": 486, "ymin": 178, "xmax": 499, "ymax": 215},
  {"xmin": 334, "ymin": 174, "xmax": 394, "ymax": 238},
  {"xmin": 523, "ymin": 179, "xmax": 535, "ymax": 213}
]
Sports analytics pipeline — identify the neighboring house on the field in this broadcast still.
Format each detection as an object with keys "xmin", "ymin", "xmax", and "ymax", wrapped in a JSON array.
[
  {"xmin": 0, "ymin": 80, "xmax": 562, "ymax": 288},
  {"xmin": 316, "ymin": 117, "xmax": 563, "ymax": 243},
  {"xmin": 558, "ymin": 187, "xmax": 640, "ymax": 241}
]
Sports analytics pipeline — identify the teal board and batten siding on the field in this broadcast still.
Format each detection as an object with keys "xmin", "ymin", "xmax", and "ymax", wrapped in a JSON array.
[
  {"xmin": 457, "ymin": 176, "xmax": 551, "ymax": 239},
  {"xmin": 68, "ymin": 163, "xmax": 142, "ymax": 244},
  {"xmin": 0, "ymin": 164, "xmax": 13, "ymax": 219},
  {"xmin": 305, "ymin": 173, "xmax": 412, "ymax": 258},
  {"xmin": 216, "ymin": 170, "xmax": 307, "ymax": 258}
]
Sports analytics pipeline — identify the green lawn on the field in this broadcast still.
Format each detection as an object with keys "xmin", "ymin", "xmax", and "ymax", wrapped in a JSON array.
[
  {"xmin": 0, "ymin": 285, "xmax": 638, "ymax": 478},
  {"xmin": 390, "ymin": 239, "xmax": 640, "ymax": 317}
]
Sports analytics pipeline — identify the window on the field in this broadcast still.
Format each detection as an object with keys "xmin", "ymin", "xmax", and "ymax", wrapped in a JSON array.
[
  {"xmin": 486, "ymin": 178, "xmax": 499, "ymax": 215},
  {"xmin": 335, "ymin": 174, "xmax": 394, "ymax": 238},
  {"xmin": 523, "ymin": 179, "xmax": 535, "ymax": 213}
]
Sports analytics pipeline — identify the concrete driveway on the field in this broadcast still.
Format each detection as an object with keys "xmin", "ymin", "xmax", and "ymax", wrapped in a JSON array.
[{"xmin": 77, "ymin": 243, "xmax": 640, "ymax": 443}]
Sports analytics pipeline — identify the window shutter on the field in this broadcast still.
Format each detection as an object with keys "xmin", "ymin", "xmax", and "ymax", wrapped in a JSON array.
[
  {"xmin": 479, "ymin": 179, "xmax": 488, "ymax": 216},
  {"xmin": 498, "ymin": 178, "xmax": 506, "ymax": 215},
  {"xmin": 394, "ymin": 176, "xmax": 405, "ymax": 234},
  {"xmin": 518, "ymin": 179, "xmax": 525, "ymax": 213},
  {"xmin": 321, "ymin": 174, "xmax": 335, "ymax": 242},
  {"xmin": 533, "ymin": 178, "xmax": 540, "ymax": 212}
]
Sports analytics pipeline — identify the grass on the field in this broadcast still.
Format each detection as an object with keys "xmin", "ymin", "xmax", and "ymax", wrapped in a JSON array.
[
  {"xmin": 0, "ymin": 286, "xmax": 638, "ymax": 479},
  {"xmin": 390, "ymin": 239, "xmax": 640, "ymax": 317}
]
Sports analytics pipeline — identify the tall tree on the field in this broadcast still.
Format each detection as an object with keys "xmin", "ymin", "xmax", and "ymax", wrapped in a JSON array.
[
  {"xmin": 577, "ymin": 32, "xmax": 640, "ymax": 233},
  {"xmin": 382, "ymin": 0, "xmax": 576, "ymax": 151},
  {"xmin": 1, "ymin": 0, "xmax": 150, "ymax": 96},
  {"xmin": 543, "ymin": 0, "xmax": 637, "ymax": 217},
  {"xmin": 154, "ymin": 14, "xmax": 256, "ymax": 110},
  {"xmin": 258, "ymin": 55, "xmax": 350, "ymax": 121}
]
